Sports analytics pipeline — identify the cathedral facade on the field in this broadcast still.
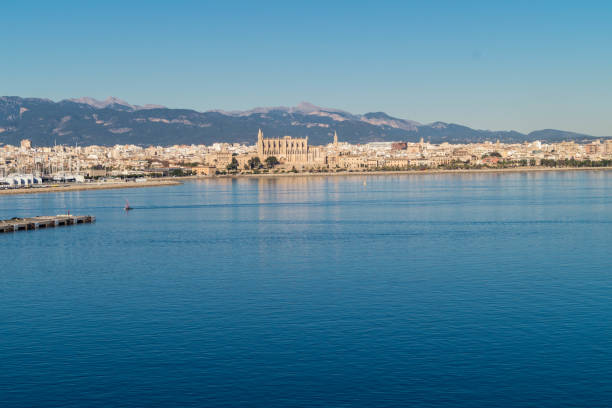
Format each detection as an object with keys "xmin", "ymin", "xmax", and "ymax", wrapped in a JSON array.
[{"xmin": 256, "ymin": 129, "xmax": 326, "ymax": 166}]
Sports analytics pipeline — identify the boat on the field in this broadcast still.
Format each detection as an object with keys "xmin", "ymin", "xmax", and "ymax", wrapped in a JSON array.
[{"xmin": 124, "ymin": 200, "xmax": 133, "ymax": 211}]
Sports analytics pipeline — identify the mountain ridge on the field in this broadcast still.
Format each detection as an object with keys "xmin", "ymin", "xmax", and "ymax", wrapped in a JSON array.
[{"xmin": 0, "ymin": 96, "xmax": 605, "ymax": 147}]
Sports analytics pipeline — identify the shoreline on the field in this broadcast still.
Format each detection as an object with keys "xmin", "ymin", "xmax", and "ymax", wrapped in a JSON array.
[
  {"xmin": 0, "ymin": 180, "xmax": 182, "ymax": 196},
  {"xmin": 1, "ymin": 166, "xmax": 611, "ymax": 196},
  {"xmin": 206, "ymin": 166, "xmax": 612, "ymax": 179}
]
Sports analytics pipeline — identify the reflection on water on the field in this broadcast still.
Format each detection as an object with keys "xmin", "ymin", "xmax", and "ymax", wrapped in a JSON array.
[{"xmin": 1, "ymin": 171, "xmax": 612, "ymax": 407}]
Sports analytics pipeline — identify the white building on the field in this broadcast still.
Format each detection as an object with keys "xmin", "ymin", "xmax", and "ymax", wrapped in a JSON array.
[{"xmin": 0, "ymin": 174, "xmax": 43, "ymax": 187}]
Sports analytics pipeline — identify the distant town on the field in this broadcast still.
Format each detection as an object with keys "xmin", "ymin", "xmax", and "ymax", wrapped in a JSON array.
[{"xmin": 2, "ymin": 130, "xmax": 612, "ymax": 188}]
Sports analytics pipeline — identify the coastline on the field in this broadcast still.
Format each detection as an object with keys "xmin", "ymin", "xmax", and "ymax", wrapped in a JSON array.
[
  {"xmin": 1, "ymin": 166, "xmax": 611, "ymax": 196},
  {"xmin": 0, "ymin": 180, "xmax": 182, "ymax": 196},
  {"xmin": 208, "ymin": 166, "xmax": 612, "ymax": 179}
]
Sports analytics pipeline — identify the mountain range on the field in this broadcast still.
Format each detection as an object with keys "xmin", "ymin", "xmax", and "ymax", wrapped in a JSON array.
[{"xmin": 0, "ymin": 96, "xmax": 604, "ymax": 147}]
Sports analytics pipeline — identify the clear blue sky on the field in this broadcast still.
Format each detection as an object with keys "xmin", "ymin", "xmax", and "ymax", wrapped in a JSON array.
[{"xmin": 3, "ymin": 0, "xmax": 612, "ymax": 135}]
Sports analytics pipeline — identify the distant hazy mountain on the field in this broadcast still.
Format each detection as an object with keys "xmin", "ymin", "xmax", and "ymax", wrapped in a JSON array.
[
  {"xmin": 67, "ymin": 96, "xmax": 166, "ymax": 111},
  {"xmin": 0, "ymin": 96, "xmax": 604, "ymax": 147}
]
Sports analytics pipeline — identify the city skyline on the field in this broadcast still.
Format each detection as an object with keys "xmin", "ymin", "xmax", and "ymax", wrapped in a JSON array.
[
  {"xmin": 3, "ymin": 131, "xmax": 611, "ymax": 183},
  {"xmin": 4, "ymin": 1, "xmax": 612, "ymax": 135}
]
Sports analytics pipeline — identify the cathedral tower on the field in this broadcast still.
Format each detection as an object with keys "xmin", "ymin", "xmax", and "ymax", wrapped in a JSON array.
[{"xmin": 257, "ymin": 129, "xmax": 264, "ymax": 156}]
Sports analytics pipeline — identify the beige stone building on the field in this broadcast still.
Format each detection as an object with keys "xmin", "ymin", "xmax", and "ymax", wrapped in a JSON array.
[
  {"xmin": 338, "ymin": 155, "xmax": 368, "ymax": 169},
  {"xmin": 256, "ymin": 129, "xmax": 326, "ymax": 167},
  {"xmin": 192, "ymin": 165, "xmax": 217, "ymax": 176},
  {"xmin": 236, "ymin": 154, "xmax": 257, "ymax": 169},
  {"xmin": 384, "ymin": 158, "xmax": 411, "ymax": 168},
  {"xmin": 206, "ymin": 152, "xmax": 233, "ymax": 168},
  {"xmin": 605, "ymin": 140, "xmax": 612, "ymax": 155}
]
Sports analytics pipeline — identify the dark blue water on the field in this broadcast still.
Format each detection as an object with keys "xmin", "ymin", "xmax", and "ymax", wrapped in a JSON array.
[{"xmin": 2, "ymin": 172, "xmax": 612, "ymax": 407}]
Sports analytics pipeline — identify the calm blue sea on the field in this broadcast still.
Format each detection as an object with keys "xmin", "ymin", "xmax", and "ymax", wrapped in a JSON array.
[{"xmin": 2, "ymin": 172, "xmax": 612, "ymax": 407}]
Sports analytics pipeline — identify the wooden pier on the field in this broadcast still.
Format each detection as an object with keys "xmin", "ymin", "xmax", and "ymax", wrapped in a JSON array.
[{"xmin": 0, "ymin": 215, "xmax": 95, "ymax": 233}]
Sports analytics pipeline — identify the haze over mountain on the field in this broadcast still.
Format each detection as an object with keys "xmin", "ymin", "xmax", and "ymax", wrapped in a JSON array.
[
  {"xmin": 67, "ymin": 96, "xmax": 166, "ymax": 111},
  {"xmin": 0, "ymin": 96, "xmax": 603, "ymax": 147}
]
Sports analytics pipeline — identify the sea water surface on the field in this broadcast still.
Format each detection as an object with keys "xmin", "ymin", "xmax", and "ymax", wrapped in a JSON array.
[{"xmin": 2, "ymin": 171, "xmax": 612, "ymax": 407}]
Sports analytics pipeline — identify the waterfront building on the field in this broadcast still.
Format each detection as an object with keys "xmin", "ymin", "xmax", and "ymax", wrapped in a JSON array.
[
  {"xmin": 384, "ymin": 158, "xmax": 412, "ymax": 168},
  {"xmin": 206, "ymin": 152, "xmax": 233, "ymax": 168},
  {"xmin": 585, "ymin": 140, "xmax": 601, "ymax": 155},
  {"xmin": 338, "ymin": 155, "xmax": 368, "ymax": 169},
  {"xmin": 2, "ymin": 130, "xmax": 612, "ymax": 179},
  {"xmin": 256, "ymin": 129, "xmax": 327, "ymax": 166},
  {"xmin": 0, "ymin": 173, "xmax": 42, "ymax": 186},
  {"xmin": 192, "ymin": 166, "xmax": 217, "ymax": 176}
]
